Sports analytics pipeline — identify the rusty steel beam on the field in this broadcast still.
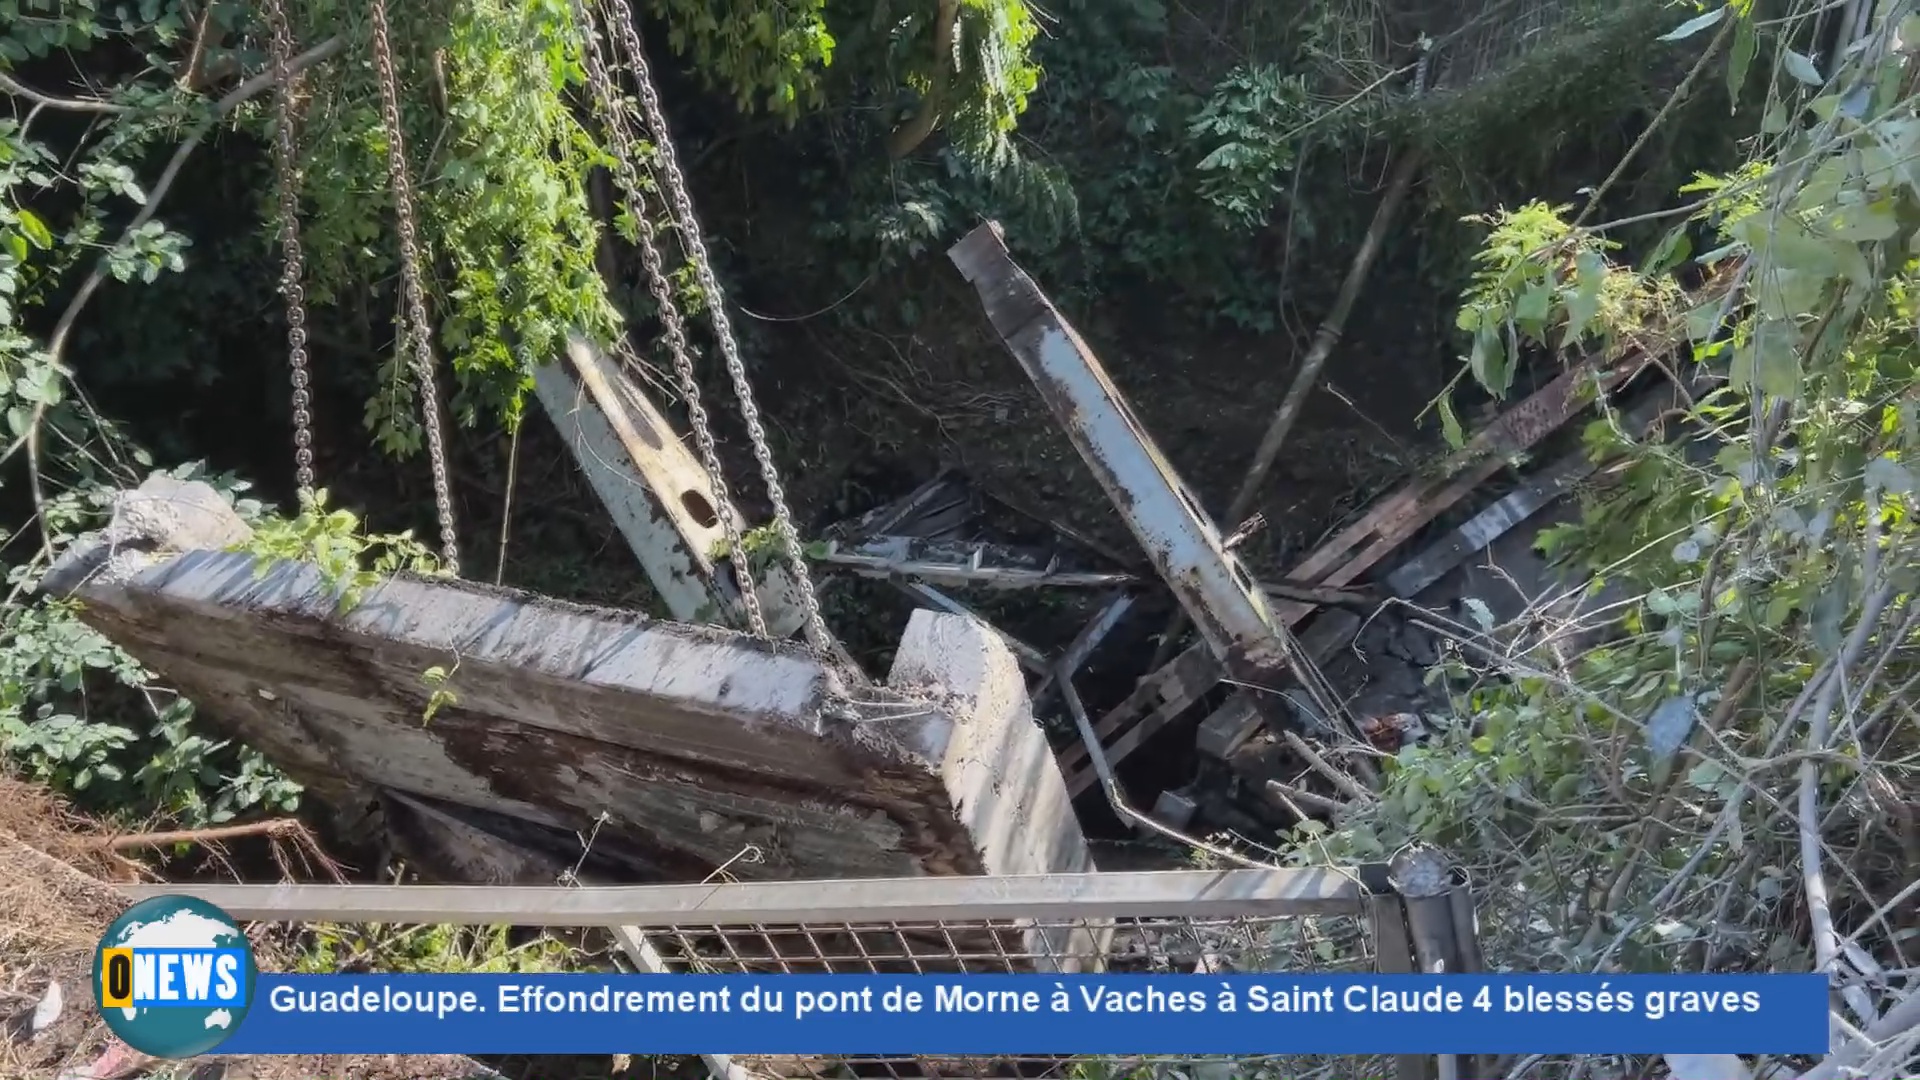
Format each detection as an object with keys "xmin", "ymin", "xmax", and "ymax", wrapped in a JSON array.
[
  {"xmin": 948, "ymin": 223, "xmax": 1288, "ymax": 674},
  {"xmin": 1053, "ymin": 352, "xmax": 1662, "ymax": 797}
]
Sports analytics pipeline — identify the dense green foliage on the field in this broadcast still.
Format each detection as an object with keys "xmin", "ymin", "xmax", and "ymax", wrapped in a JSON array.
[
  {"xmin": 1288, "ymin": 6, "xmax": 1919, "ymax": 1032},
  {"xmin": 0, "ymin": 0, "xmax": 1046, "ymax": 824}
]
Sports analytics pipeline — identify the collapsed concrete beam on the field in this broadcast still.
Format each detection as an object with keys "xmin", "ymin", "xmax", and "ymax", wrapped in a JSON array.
[
  {"xmin": 44, "ymin": 476, "xmax": 1091, "ymax": 885},
  {"xmin": 948, "ymin": 223, "xmax": 1289, "ymax": 677},
  {"xmin": 532, "ymin": 334, "xmax": 806, "ymax": 637}
]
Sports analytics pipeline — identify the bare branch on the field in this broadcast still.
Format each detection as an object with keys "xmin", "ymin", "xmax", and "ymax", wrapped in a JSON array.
[{"xmin": 0, "ymin": 72, "xmax": 131, "ymax": 114}]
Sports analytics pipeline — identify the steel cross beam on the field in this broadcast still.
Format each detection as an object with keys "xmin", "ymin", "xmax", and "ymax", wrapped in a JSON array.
[{"xmin": 948, "ymin": 223, "xmax": 1289, "ymax": 675}]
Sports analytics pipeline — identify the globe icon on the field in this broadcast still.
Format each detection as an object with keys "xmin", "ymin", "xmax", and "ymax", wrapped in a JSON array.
[{"xmin": 92, "ymin": 895, "xmax": 257, "ymax": 1058}]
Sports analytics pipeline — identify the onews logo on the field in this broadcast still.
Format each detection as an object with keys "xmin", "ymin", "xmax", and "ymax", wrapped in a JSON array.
[
  {"xmin": 93, "ymin": 895, "xmax": 257, "ymax": 1059},
  {"xmin": 98, "ymin": 946, "xmax": 246, "ymax": 1009}
]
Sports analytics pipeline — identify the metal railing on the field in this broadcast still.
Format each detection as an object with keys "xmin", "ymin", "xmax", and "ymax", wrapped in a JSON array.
[{"xmin": 130, "ymin": 862, "xmax": 1481, "ymax": 1080}]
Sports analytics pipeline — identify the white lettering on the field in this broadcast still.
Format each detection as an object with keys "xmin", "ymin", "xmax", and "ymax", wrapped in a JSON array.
[
  {"xmin": 214, "ymin": 955, "xmax": 239, "ymax": 1002},
  {"xmin": 133, "ymin": 954, "xmax": 157, "ymax": 1003},
  {"xmin": 179, "ymin": 954, "xmax": 214, "ymax": 1001},
  {"xmin": 157, "ymin": 954, "xmax": 179, "ymax": 1001}
]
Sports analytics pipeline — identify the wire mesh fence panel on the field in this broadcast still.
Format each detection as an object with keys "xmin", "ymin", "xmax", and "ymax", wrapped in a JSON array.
[
  {"xmin": 128, "ymin": 867, "xmax": 1448, "ymax": 1080},
  {"xmin": 608, "ymin": 875, "xmax": 1395, "ymax": 1080},
  {"xmin": 633, "ymin": 911, "xmax": 1386, "ymax": 1079}
]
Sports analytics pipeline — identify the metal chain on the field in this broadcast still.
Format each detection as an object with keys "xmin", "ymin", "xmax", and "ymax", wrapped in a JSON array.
[
  {"xmin": 568, "ymin": 0, "xmax": 768, "ymax": 638},
  {"xmin": 263, "ymin": 0, "xmax": 316, "ymax": 499},
  {"xmin": 593, "ymin": 0, "xmax": 833, "ymax": 655},
  {"xmin": 368, "ymin": 0, "xmax": 462, "ymax": 576}
]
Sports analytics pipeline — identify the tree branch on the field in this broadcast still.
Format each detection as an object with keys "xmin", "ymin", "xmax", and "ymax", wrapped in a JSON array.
[
  {"xmin": 14, "ymin": 35, "xmax": 345, "ymax": 564},
  {"xmin": 886, "ymin": 0, "xmax": 960, "ymax": 159},
  {"xmin": 0, "ymin": 72, "xmax": 132, "ymax": 114},
  {"xmin": 45, "ymin": 34, "xmax": 344, "ymax": 366}
]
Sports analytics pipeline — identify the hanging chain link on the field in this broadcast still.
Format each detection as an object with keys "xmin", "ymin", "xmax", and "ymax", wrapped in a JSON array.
[
  {"xmin": 368, "ymin": 0, "xmax": 462, "ymax": 576},
  {"xmin": 568, "ymin": 0, "xmax": 768, "ymax": 638},
  {"xmin": 591, "ymin": 0, "xmax": 833, "ymax": 655},
  {"xmin": 263, "ymin": 0, "xmax": 316, "ymax": 500}
]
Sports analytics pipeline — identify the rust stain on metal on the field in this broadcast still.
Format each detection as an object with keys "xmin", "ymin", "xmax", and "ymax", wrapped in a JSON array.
[
  {"xmin": 1059, "ymin": 346, "xmax": 1664, "ymax": 795},
  {"xmin": 948, "ymin": 222, "xmax": 1287, "ymax": 671}
]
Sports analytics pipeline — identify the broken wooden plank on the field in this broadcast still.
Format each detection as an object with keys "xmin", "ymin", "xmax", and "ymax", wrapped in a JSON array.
[
  {"xmin": 46, "ymin": 476, "xmax": 1092, "ymax": 885},
  {"xmin": 1384, "ymin": 443, "xmax": 1598, "ymax": 600},
  {"xmin": 532, "ymin": 333, "xmax": 806, "ymax": 636},
  {"xmin": 1382, "ymin": 375, "xmax": 1705, "ymax": 599},
  {"xmin": 1267, "ymin": 350, "xmax": 1652, "ymax": 626},
  {"xmin": 1194, "ymin": 693, "xmax": 1263, "ymax": 761},
  {"xmin": 949, "ymin": 222, "xmax": 1289, "ymax": 675},
  {"xmin": 1054, "ymin": 639, "xmax": 1219, "ymax": 780}
]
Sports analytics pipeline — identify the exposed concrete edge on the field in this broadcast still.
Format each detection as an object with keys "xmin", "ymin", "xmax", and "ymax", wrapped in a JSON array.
[
  {"xmin": 880, "ymin": 610, "xmax": 1102, "ymax": 967},
  {"xmin": 78, "ymin": 548, "xmax": 841, "ymax": 734},
  {"xmin": 885, "ymin": 610, "xmax": 1080, "ymax": 876},
  {"xmin": 43, "ymin": 478, "xmax": 846, "ymax": 736}
]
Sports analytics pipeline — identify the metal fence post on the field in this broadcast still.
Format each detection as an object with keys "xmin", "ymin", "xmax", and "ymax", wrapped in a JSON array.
[
  {"xmin": 1390, "ymin": 848, "xmax": 1483, "ymax": 1080},
  {"xmin": 1363, "ymin": 862, "xmax": 1431, "ymax": 1080}
]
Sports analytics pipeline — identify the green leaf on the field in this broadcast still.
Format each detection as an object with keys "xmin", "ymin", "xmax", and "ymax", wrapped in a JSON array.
[
  {"xmin": 1686, "ymin": 302, "xmax": 1725, "ymax": 342},
  {"xmin": 1754, "ymin": 269, "xmax": 1825, "ymax": 320},
  {"xmin": 1865, "ymin": 456, "xmax": 1915, "ymax": 495},
  {"xmin": 16, "ymin": 210, "xmax": 52, "ymax": 250},
  {"xmin": 1797, "ymin": 156, "xmax": 1854, "ymax": 211},
  {"xmin": 1782, "ymin": 49, "xmax": 1822, "ymax": 86},
  {"xmin": 1515, "ymin": 284, "xmax": 1552, "ymax": 324},
  {"xmin": 1658, "ymin": 6, "xmax": 1725, "ymax": 42},
  {"xmin": 1437, "ymin": 391, "xmax": 1465, "ymax": 450},
  {"xmin": 1468, "ymin": 326, "xmax": 1507, "ymax": 396},
  {"xmin": 1810, "ymin": 581, "xmax": 1848, "ymax": 654},
  {"xmin": 1732, "ymin": 320, "xmax": 1802, "ymax": 399},
  {"xmin": 1563, "ymin": 252, "xmax": 1607, "ymax": 341},
  {"xmin": 1644, "ymin": 226, "xmax": 1692, "ymax": 275},
  {"xmin": 1727, "ymin": 15, "xmax": 1756, "ymax": 102},
  {"xmin": 1823, "ymin": 199, "xmax": 1900, "ymax": 242},
  {"xmin": 1462, "ymin": 597, "xmax": 1495, "ymax": 632}
]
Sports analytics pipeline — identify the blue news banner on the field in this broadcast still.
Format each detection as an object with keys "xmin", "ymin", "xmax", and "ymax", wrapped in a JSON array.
[{"xmin": 216, "ymin": 974, "xmax": 1832, "ymax": 1056}]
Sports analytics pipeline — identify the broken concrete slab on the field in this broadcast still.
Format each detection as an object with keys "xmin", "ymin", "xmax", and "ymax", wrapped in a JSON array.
[
  {"xmin": 887, "ymin": 609, "xmax": 1094, "ymax": 891},
  {"xmin": 45, "ymin": 477, "xmax": 1091, "ymax": 884}
]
